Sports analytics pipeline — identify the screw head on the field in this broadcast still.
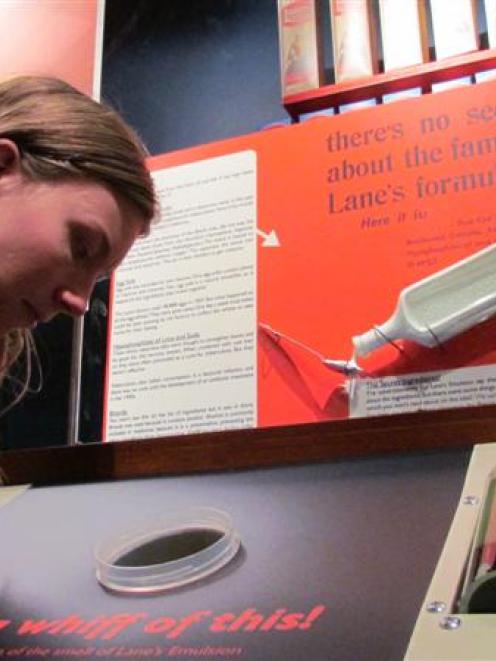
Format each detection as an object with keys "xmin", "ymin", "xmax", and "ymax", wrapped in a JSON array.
[
  {"xmin": 440, "ymin": 616, "xmax": 461, "ymax": 630},
  {"xmin": 426, "ymin": 601, "xmax": 446, "ymax": 613},
  {"xmin": 462, "ymin": 495, "xmax": 479, "ymax": 506}
]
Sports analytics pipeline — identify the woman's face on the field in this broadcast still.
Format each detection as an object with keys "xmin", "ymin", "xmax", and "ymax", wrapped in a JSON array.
[{"xmin": 0, "ymin": 172, "xmax": 143, "ymax": 335}]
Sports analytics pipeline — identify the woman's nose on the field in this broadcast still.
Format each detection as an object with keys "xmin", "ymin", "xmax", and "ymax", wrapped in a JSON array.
[{"xmin": 54, "ymin": 288, "xmax": 90, "ymax": 317}]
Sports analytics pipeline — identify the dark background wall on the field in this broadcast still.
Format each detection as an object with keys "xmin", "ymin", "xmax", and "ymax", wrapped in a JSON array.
[{"xmin": 102, "ymin": 0, "xmax": 293, "ymax": 155}]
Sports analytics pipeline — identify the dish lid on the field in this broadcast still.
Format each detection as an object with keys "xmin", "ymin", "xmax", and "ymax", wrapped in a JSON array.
[{"xmin": 95, "ymin": 507, "xmax": 240, "ymax": 594}]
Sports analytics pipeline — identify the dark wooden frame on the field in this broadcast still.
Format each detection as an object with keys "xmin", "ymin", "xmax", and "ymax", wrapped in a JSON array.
[{"xmin": 1, "ymin": 404, "xmax": 493, "ymax": 485}]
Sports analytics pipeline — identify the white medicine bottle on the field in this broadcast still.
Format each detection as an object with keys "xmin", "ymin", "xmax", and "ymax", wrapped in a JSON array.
[{"xmin": 353, "ymin": 243, "xmax": 496, "ymax": 358}]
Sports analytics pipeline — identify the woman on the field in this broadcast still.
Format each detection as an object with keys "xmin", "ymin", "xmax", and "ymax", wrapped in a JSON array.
[{"xmin": 0, "ymin": 75, "xmax": 156, "ymax": 403}]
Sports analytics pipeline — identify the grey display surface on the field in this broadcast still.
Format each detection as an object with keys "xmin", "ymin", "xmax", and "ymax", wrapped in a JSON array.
[{"xmin": 0, "ymin": 449, "xmax": 469, "ymax": 660}]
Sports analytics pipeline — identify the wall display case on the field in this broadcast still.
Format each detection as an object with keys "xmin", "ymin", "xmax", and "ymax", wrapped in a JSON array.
[{"xmin": 2, "ymin": 0, "xmax": 496, "ymax": 488}]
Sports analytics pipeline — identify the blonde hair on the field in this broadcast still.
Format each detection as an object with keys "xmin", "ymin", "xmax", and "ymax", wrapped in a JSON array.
[
  {"xmin": 0, "ymin": 75, "xmax": 156, "ymax": 220},
  {"xmin": 0, "ymin": 329, "xmax": 37, "ymax": 414},
  {"xmin": 0, "ymin": 75, "xmax": 157, "ymax": 403}
]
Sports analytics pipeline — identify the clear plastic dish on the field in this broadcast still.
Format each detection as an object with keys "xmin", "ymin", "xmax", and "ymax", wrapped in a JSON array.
[{"xmin": 95, "ymin": 507, "xmax": 241, "ymax": 594}]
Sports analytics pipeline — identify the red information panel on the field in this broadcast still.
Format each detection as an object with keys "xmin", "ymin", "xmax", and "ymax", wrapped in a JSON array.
[{"xmin": 106, "ymin": 78, "xmax": 496, "ymax": 440}]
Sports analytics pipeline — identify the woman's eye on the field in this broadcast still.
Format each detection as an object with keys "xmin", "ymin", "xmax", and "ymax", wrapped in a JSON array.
[
  {"xmin": 71, "ymin": 230, "xmax": 93, "ymax": 263},
  {"xmin": 73, "ymin": 241, "xmax": 89, "ymax": 261}
]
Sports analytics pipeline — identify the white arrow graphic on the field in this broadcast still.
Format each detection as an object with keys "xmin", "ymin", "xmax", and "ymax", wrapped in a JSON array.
[{"xmin": 256, "ymin": 229, "xmax": 280, "ymax": 247}]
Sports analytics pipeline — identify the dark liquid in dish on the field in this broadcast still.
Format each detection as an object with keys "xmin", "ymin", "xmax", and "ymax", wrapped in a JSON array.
[{"xmin": 115, "ymin": 528, "xmax": 223, "ymax": 567}]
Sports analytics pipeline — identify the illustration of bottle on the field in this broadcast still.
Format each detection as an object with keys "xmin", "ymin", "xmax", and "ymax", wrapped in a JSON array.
[{"xmin": 353, "ymin": 242, "xmax": 496, "ymax": 357}]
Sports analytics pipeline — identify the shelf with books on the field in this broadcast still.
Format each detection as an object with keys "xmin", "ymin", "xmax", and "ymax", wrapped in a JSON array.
[{"xmin": 283, "ymin": 48, "xmax": 496, "ymax": 120}]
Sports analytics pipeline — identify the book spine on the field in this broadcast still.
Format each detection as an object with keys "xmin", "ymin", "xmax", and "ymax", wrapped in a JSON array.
[
  {"xmin": 430, "ymin": 0, "xmax": 479, "ymax": 59},
  {"xmin": 484, "ymin": 0, "xmax": 496, "ymax": 48},
  {"xmin": 379, "ymin": 0, "xmax": 429, "ymax": 71},
  {"xmin": 330, "ymin": 0, "xmax": 378, "ymax": 83},
  {"xmin": 278, "ymin": 0, "xmax": 323, "ymax": 96}
]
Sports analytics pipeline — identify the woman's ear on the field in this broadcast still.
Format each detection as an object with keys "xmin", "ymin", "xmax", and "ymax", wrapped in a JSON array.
[{"xmin": 0, "ymin": 139, "xmax": 21, "ymax": 175}]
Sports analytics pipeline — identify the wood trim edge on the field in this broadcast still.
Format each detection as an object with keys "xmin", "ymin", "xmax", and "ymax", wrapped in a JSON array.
[{"xmin": 1, "ymin": 405, "xmax": 494, "ymax": 485}]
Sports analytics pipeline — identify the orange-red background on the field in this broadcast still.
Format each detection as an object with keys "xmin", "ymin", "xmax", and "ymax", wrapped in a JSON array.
[
  {"xmin": 0, "ymin": 0, "xmax": 99, "ymax": 95},
  {"xmin": 148, "ymin": 79, "xmax": 496, "ymax": 428}
]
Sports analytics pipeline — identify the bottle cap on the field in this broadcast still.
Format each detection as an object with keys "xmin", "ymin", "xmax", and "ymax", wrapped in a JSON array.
[{"xmin": 352, "ymin": 327, "xmax": 386, "ymax": 357}]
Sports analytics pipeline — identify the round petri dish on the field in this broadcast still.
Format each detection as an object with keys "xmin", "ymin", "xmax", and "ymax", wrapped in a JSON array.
[{"xmin": 95, "ymin": 507, "xmax": 241, "ymax": 594}]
